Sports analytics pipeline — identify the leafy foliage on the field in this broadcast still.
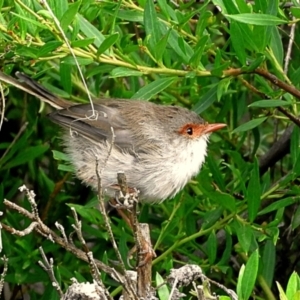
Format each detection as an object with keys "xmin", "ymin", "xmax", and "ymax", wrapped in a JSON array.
[{"xmin": 1, "ymin": 0, "xmax": 300, "ymax": 299}]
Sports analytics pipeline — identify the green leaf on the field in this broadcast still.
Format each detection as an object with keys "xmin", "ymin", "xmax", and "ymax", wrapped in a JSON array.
[
  {"xmin": 286, "ymin": 271, "xmax": 300, "ymax": 299},
  {"xmin": 10, "ymin": 12, "xmax": 48, "ymax": 29},
  {"xmin": 52, "ymin": 150, "xmax": 71, "ymax": 162},
  {"xmin": 225, "ymin": 13, "xmax": 288, "ymax": 25},
  {"xmin": 241, "ymin": 249, "xmax": 259, "ymax": 300},
  {"xmin": 207, "ymin": 230, "xmax": 217, "ymax": 264},
  {"xmin": 236, "ymin": 0, "xmax": 251, "ymax": 13},
  {"xmin": 217, "ymin": 78, "xmax": 231, "ymax": 102},
  {"xmin": 110, "ymin": 67, "xmax": 143, "ymax": 78},
  {"xmin": 144, "ymin": 0, "xmax": 160, "ymax": 48},
  {"xmin": 230, "ymin": 21, "xmax": 246, "ymax": 64},
  {"xmin": 156, "ymin": 272, "xmax": 170, "ymax": 299},
  {"xmin": 206, "ymin": 155, "xmax": 225, "ymax": 190},
  {"xmin": 71, "ymin": 38, "xmax": 95, "ymax": 48},
  {"xmin": 97, "ymin": 33, "xmax": 119, "ymax": 56},
  {"xmin": 2, "ymin": 145, "xmax": 49, "ymax": 170},
  {"xmin": 236, "ymin": 224, "xmax": 254, "ymax": 254},
  {"xmin": 237, "ymin": 264, "xmax": 245, "ymax": 299},
  {"xmin": 50, "ymin": 0, "xmax": 68, "ymax": 19},
  {"xmin": 60, "ymin": 61, "xmax": 72, "ymax": 95},
  {"xmin": 270, "ymin": 26, "xmax": 283, "ymax": 67},
  {"xmin": 242, "ymin": 55, "xmax": 266, "ymax": 72},
  {"xmin": 248, "ymin": 100, "xmax": 290, "ymax": 108},
  {"xmin": 153, "ymin": 29, "xmax": 171, "ymax": 63},
  {"xmin": 58, "ymin": 164, "xmax": 74, "ymax": 172},
  {"xmin": 60, "ymin": 0, "xmax": 81, "ymax": 31},
  {"xmin": 291, "ymin": 7, "xmax": 300, "ymax": 19},
  {"xmin": 205, "ymin": 190, "xmax": 236, "ymax": 212},
  {"xmin": 276, "ymin": 282, "xmax": 288, "ymax": 300},
  {"xmin": 292, "ymin": 205, "xmax": 300, "ymax": 230},
  {"xmin": 113, "ymin": 9, "xmax": 144, "ymax": 22},
  {"xmin": 261, "ymin": 240, "xmax": 275, "ymax": 287},
  {"xmin": 159, "ymin": 23, "xmax": 194, "ymax": 63},
  {"xmin": 201, "ymin": 208, "xmax": 224, "ymax": 230},
  {"xmin": 196, "ymin": 10, "xmax": 213, "ymax": 37},
  {"xmin": 131, "ymin": 77, "xmax": 175, "ymax": 100},
  {"xmin": 189, "ymin": 35, "xmax": 209, "ymax": 69},
  {"xmin": 77, "ymin": 14, "xmax": 105, "ymax": 47},
  {"xmin": 157, "ymin": 0, "xmax": 171, "ymax": 20},
  {"xmin": 258, "ymin": 197, "xmax": 297, "ymax": 215},
  {"xmin": 293, "ymin": 153, "xmax": 300, "ymax": 177},
  {"xmin": 62, "ymin": 56, "xmax": 93, "ymax": 65},
  {"xmin": 291, "ymin": 126, "xmax": 300, "ymax": 165},
  {"xmin": 222, "ymin": 0, "xmax": 239, "ymax": 14},
  {"xmin": 193, "ymin": 84, "xmax": 218, "ymax": 114},
  {"xmin": 68, "ymin": 204, "xmax": 103, "ymax": 223},
  {"xmin": 247, "ymin": 158, "xmax": 261, "ymax": 222},
  {"xmin": 38, "ymin": 41, "xmax": 63, "ymax": 57},
  {"xmin": 218, "ymin": 231, "xmax": 232, "ymax": 265},
  {"xmin": 232, "ymin": 117, "xmax": 268, "ymax": 133}
]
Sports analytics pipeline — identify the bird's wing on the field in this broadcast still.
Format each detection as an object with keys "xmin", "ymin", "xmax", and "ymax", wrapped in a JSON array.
[{"xmin": 49, "ymin": 103, "xmax": 135, "ymax": 150}]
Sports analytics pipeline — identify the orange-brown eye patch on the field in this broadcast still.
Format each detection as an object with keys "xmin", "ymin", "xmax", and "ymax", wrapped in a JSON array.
[
  {"xmin": 178, "ymin": 123, "xmax": 207, "ymax": 138},
  {"xmin": 178, "ymin": 123, "xmax": 227, "ymax": 138}
]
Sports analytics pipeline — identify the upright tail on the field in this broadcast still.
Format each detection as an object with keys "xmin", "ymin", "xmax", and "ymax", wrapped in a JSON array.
[{"xmin": 0, "ymin": 71, "xmax": 72, "ymax": 109}]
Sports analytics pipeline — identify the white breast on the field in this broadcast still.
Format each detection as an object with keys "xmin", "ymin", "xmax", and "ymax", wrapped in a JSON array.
[{"xmin": 138, "ymin": 135, "xmax": 209, "ymax": 203}]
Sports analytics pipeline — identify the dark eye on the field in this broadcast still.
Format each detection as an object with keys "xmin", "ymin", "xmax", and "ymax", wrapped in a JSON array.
[{"xmin": 186, "ymin": 127, "xmax": 193, "ymax": 135}]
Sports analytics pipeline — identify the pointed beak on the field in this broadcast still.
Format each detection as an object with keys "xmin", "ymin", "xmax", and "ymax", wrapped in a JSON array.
[{"xmin": 203, "ymin": 123, "xmax": 226, "ymax": 134}]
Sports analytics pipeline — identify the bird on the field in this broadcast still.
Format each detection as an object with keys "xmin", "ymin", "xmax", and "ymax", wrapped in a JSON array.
[{"xmin": 0, "ymin": 71, "xmax": 226, "ymax": 203}]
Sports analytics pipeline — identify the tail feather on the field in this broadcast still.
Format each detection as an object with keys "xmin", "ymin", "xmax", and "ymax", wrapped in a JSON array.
[{"xmin": 0, "ymin": 71, "xmax": 71, "ymax": 109}]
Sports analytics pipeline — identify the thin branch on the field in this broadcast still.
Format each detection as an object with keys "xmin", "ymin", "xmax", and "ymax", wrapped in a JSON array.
[
  {"xmin": 284, "ymin": 22, "xmax": 296, "ymax": 74},
  {"xmin": 38, "ymin": 247, "xmax": 64, "ymax": 298},
  {"xmin": 0, "ymin": 256, "xmax": 8, "ymax": 297},
  {"xmin": 2, "ymin": 199, "xmax": 119, "ymax": 279}
]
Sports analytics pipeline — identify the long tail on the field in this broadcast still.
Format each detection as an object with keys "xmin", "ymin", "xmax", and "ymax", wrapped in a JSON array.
[{"xmin": 0, "ymin": 71, "xmax": 72, "ymax": 109}]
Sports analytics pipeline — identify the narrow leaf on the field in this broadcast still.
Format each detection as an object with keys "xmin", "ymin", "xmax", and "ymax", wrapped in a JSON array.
[
  {"xmin": 291, "ymin": 7, "xmax": 300, "ymax": 18},
  {"xmin": 247, "ymin": 158, "xmax": 261, "ymax": 222},
  {"xmin": 258, "ymin": 197, "xmax": 297, "ymax": 215},
  {"xmin": 38, "ymin": 41, "xmax": 63, "ymax": 57},
  {"xmin": 131, "ymin": 77, "xmax": 175, "ymax": 100},
  {"xmin": 232, "ymin": 117, "xmax": 268, "ymax": 133},
  {"xmin": 241, "ymin": 249, "xmax": 259, "ymax": 300},
  {"xmin": 77, "ymin": 14, "xmax": 105, "ymax": 47},
  {"xmin": 207, "ymin": 230, "xmax": 217, "ymax": 264},
  {"xmin": 62, "ymin": 56, "xmax": 93, "ymax": 65},
  {"xmin": 71, "ymin": 38, "xmax": 95, "ymax": 48},
  {"xmin": 248, "ymin": 100, "xmax": 290, "ymax": 108},
  {"xmin": 2, "ymin": 145, "xmax": 49, "ymax": 170},
  {"xmin": 276, "ymin": 282, "xmax": 288, "ymax": 300},
  {"xmin": 230, "ymin": 21, "xmax": 246, "ymax": 64},
  {"xmin": 236, "ymin": 224, "xmax": 254, "ymax": 253},
  {"xmin": 156, "ymin": 272, "xmax": 170, "ymax": 299},
  {"xmin": 286, "ymin": 271, "xmax": 300, "ymax": 300},
  {"xmin": 261, "ymin": 240, "xmax": 275, "ymax": 287},
  {"xmin": 144, "ymin": 0, "xmax": 160, "ymax": 48},
  {"xmin": 97, "ymin": 33, "xmax": 119, "ymax": 56},
  {"xmin": 237, "ymin": 264, "xmax": 245, "ymax": 299},
  {"xmin": 225, "ymin": 13, "xmax": 288, "ymax": 25},
  {"xmin": 189, "ymin": 35, "xmax": 209, "ymax": 69},
  {"xmin": 60, "ymin": 61, "xmax": 72, "ymax": 95},
  {"xmin": 110, "ymin": 67, "xmax": 143, "ymax": 78},
  {"xmin": 193, "ymin": 84, "xmax": 218, "ymax": 114},
  {"xmin": 60, "ymin": 1, "xmax": 81, "ymax": 31}
]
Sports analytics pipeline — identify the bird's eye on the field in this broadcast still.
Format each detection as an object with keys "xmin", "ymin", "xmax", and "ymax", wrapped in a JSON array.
[{"xmin": 186, "ymin": 127, "xmax": 193, "ymax": 135}]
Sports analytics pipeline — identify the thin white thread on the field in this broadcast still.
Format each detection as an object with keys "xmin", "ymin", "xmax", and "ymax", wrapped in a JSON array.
[{"xmin": 41, "ymin": 0, "xmax": 95, "ymax": 116}]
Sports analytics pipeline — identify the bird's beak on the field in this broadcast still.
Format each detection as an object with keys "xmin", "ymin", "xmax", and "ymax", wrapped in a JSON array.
[{"xmin": 203, "ymin": 123, "xmax": 227, "ymax": 134}]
